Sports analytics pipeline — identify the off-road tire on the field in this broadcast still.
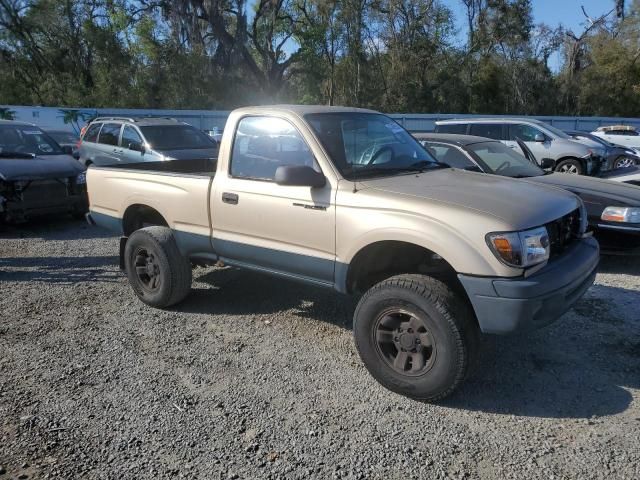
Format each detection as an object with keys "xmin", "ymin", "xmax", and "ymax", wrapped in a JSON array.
[
  {"xmin": 353, "ymin": 274, "xmax": 480, "ymax": 402},
  {"xmin": 124, "ymin": 226, "xmax": 192, "ymax": 308},
  {"xmin": 555, "ymin": 158, "xmax": 583, "ymax": 175}
]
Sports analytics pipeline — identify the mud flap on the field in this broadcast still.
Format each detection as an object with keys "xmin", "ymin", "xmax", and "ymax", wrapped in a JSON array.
[{"xmin": 119, "ymin": 237, "xmax": 128, "ymax": 271}]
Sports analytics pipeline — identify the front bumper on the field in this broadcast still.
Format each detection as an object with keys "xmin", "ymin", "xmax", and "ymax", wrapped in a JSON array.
[{"xmin": 458, "ymin": 236, "xmax": 599, "ymax": 334}]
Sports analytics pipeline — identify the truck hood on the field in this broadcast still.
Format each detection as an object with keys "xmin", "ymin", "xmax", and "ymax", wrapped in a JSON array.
[
  {"xmin": 524, "ymin": 172, "xmax": 640, "ymax": 207},
  {"xmin": 359, "ymin": 168, "xmax": 581, "ymax": 228},
  {"xmin": 0, "ymin": 154, "xmax": 85, "ymax": 181},
  {"xmin": 157, "ymin": 147, "xmax": 218, "ymax": 161}
]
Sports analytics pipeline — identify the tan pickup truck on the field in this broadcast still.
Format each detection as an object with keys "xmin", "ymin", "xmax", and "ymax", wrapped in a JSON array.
[{"xmin": 87, "ymin": 105, "xmax": 599, "ymax": 401}]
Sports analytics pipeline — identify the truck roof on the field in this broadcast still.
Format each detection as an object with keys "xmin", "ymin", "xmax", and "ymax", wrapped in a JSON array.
[{"xmin": 233, "ymin": 105, "xmax": 378, "ymax": 116}]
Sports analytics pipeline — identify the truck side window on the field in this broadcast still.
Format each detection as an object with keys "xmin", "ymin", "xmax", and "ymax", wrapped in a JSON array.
[
  {"xmin": 231, "ymin": 116, "xmax": 316, "ymax": 181},
  {"xmin": 469, "ymin": 123, "xmax": 505, "ymax": 140}
]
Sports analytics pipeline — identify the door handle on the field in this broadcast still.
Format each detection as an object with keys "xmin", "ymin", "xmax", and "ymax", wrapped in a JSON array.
[{"xmin": 222, "ymin": 192, "xmax": 239, "ymax": 205}]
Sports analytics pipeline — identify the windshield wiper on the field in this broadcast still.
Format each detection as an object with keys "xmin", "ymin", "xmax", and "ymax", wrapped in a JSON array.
[
  {"xmin": 0, "ymin": 151, "xmax": 35, "ymax": 159},
  {"xmin": 346, "ymin": 160, "xmax": 450, "ymax": 179}
]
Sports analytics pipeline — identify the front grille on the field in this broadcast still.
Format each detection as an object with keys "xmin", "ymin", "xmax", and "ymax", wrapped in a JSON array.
[
  {"xmin": 545, "ymin": 208, "xmax": 581, "ymax": 257},
  {"xmin": 20, "ymin": 179, "xmax": 71, "ymax": 209}
]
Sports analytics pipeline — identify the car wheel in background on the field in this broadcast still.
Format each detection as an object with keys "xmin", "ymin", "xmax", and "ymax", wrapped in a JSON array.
[
  {"xmin": 613, "ymin": 156, "xmax": 636, "ymax": 169},
  {"xmin": 555, "ymin": 158, "xmax": 583, "ymax": 175},
  {"xmin": 124, "ymin": 226, "xmax": 192, "ymax": 308},
  {"xmin": 353, "ymin": 274, "xmax": 480, "ymax": 402}
]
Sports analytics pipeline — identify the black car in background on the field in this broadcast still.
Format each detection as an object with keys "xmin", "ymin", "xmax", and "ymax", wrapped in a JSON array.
[
  {"xmin": 414, "ymin": 133, "xmax": 640, "ymax": 254},
  {"xmin": 565, "ymin": 130, "xmax": 640, "ymax": 170},
  {"xmin": 0, "ymin": 120, "xmax": 87, "ymax": 223}
]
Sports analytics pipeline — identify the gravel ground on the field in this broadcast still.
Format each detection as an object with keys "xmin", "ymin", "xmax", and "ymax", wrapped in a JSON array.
[{"xmin": 1, "ymin": 218, "xmax": 639, "ymax": 480}]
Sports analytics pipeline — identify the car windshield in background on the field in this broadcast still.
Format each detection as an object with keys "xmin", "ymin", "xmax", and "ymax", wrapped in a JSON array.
[
  {"xmin": 140, "ymin": 125, "xmax": 217, "ymax": 150},
  {"xmin": 48, "ymin": 132, "xmax": 78, "ymax": 144},
  {"xmin": 0, "ymin": 125, "xmax": 63, "ymax": 156},
  {"xmin": 467, "ymin": 141, "xmax": 544, "ymax": 178},
  {"xmin": 541, "ymin": 123, "xmax": 571, "ymax": 139},
  {"xmin": 306, "ymin": 113, "xmax": 438, "ymax": 179}
]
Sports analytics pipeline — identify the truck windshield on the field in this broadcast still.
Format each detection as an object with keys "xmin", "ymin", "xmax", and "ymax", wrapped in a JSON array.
[
  {"xmin": 0, "ymin": 125, "xmax": 64, "ymax": 156},
  {"xmin": 140, "ymin": 125, "xmax": 217, "ymax": 151},
  {"xmin": 467, "ymin": 141, "xmax": 545, "ymax": 178},
  {"xmin": 306, "ymin": 113, "xmax": 439, "ymax": 179}
]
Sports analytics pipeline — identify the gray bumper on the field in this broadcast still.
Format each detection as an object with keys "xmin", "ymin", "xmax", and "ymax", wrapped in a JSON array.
[{"xmin": 458, "ymin": 237, "xmax": 600, "ymax": 334}]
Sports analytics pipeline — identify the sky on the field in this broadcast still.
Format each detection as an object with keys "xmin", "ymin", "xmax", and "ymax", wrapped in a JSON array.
[{"xmin": 444, "ymin": 0, "xmax": 617, "ymax": 71}]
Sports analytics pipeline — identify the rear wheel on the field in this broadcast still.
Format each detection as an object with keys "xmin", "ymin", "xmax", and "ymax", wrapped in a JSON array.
[
  {"xmin": 353, "ymin": 274, "xmax": 480, "ymax": 402},
  {"xmin": 124, "ymin": 226, "xmax": 192, "ymax": 308},
  {"xmin": 555, "ymin": 158, "xmax": 583, "ymax": 175}
]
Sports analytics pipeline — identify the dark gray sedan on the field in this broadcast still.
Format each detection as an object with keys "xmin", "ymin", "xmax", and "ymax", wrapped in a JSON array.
[
  {"xmin": 414, "ymin": 133, "xmax": 640, "ymax": 254},
  {"xmin": 0, "ymin": 120, "xmax": 87, "ymax": 222}
]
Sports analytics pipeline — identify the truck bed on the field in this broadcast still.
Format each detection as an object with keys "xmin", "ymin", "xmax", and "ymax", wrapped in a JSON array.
[{"xmin": 101, "ymin": 158, "xmax": 217, "ymax": 176}]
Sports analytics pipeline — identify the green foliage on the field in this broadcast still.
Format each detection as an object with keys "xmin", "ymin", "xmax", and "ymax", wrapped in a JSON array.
[{"xmin": 0, "ymin": 0, "xmax": 637, "ymax": 116}]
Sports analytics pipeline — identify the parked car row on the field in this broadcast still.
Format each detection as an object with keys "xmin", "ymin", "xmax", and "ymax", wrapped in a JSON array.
[{"xmin": 433, "ymin": 118, "xmax": 640, "ymax": 175}]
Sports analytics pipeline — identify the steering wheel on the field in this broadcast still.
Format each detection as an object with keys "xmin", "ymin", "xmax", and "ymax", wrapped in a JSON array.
[{"xmin": 366, "ymin": 145, "xmax": 394, "ymax": 165}]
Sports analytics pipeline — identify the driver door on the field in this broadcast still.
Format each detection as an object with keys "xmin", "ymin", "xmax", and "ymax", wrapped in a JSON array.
[{"xmin": 211, "ymin": 115, "xmax": 336, "ymax": 285}]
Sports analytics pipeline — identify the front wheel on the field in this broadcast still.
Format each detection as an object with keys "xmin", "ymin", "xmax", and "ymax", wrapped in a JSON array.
[
  {"xmin": 124, "ymin": 226, "xmax": 192, "ymax": 308},
  {"xmin": 353, "ymin": 274, "xmax": 480, "ymax": 402},
  {"xmin": 555, "ymin": 158, "xmax": 583, "ymax": 175},
  {"xmin": 613, "ymin": 156, "xmax": 636, "ymax": 169}
]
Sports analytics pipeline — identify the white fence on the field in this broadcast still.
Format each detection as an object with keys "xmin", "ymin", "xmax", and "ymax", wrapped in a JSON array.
[{"xmin": 3, "ymin": 105, "xmax": 640, "ymax": 134}]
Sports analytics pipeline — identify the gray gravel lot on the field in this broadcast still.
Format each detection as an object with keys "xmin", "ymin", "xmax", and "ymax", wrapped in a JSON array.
[{"xmin": 1, "ymin": 219, "xmax": 639, "ymax": 480}]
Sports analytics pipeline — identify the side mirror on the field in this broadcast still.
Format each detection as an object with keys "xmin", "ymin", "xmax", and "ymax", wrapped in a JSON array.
[
  {"xmin": 534, "ymin": 133, "xmax": 546, "ymax": 142},
  {"xmin": 275, "ymin": 165, "xmax": 326, "ymax": 188},
  {"xmin": 61, "ymin": 145, "xmax": 74, "ymax": 155},
  {"xmin": 128, "ymin": 142, "xmax": 145, "ymax": 153},
  {"xmin": 540, "ymin": 158, "xmax": 555, "ymax": 169}
]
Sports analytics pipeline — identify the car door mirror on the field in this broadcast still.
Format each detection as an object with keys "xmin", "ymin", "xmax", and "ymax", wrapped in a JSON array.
[
  {"xmin": 540, "ymin": 158, "xmax": 555, "ymax": 169},
  {"xmin": 534, "ymin": 133, "xmax": 545, "ymax": 142},
  {"xmin": 128, "ymin": 142, "xmax": 145, "ymax": 153},
  {"xmin": 61, "ymin": 145, "xmax": 74, "ymax": 155},
  {"xmin": 275, "ymin": 165, "xmax": 326, "ymax": 188}
]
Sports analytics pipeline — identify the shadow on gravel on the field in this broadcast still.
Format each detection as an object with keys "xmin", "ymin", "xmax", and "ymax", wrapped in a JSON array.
[
  {"xmin": 0, "ymin": 256, "xmax": 121, "ymax": 284},
  {"xmin": 182, "ymin": 267, "xmax": 638, "ymax": 419},
  {"xmin": 443, "ymin": 284, "xmax": 639, "ymax": 419},
  {"xmin": 598, "ymin": 254, "xmax": 640, "ymax": 275},
  {"xmin": 179, "ymin": 267, "xmax": 356, "ymax": 329},
  {"xmin": 0, "ymin": 217, "xmax": 115, "ymax": 241}
]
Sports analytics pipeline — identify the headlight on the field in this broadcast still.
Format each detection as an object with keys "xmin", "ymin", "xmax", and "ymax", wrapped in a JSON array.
[
  {"xmin": 487, "ymin": 226, "xmax": 550, "ymax": 268},
  {"xmin": 76, "ymin": 172, "xmax": 86, "ymax": 184},
  {"xmin": 601, "ymin": 207, "xmax": 640, "ymax": 223}
]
